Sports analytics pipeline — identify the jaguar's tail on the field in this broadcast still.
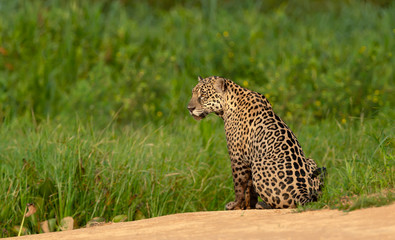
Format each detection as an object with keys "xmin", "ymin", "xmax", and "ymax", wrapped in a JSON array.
[
  {"xmin": 312, "ymin": 167, "xmax": 326, "ymax": 182},
  {"xmin": 310, "ymin": 167, "xmax": 327, "ymax": 202}
]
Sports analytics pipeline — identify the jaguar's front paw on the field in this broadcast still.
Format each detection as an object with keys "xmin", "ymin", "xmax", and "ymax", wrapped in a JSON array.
[{"xmin": 225, "ymin": 201, "xmax": 242, "ymax": 210}]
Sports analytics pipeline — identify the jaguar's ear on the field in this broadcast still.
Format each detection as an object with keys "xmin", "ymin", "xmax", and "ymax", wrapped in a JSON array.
[
  {"xmin": 198, "ymin": 76, "xmax": 203, "ymax": 82},
  {"xmin": 214, "ymin": 78, "xmax": 226, "ymax": 93}
]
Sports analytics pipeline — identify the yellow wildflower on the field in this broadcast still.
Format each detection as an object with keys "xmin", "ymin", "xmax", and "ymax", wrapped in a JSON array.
[{"xmin": 359, "ymin": 46, "xmax": 366, "ymax": 54}]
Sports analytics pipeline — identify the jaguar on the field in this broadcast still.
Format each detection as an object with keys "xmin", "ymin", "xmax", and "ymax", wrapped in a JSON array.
[{"xmin": 187, "ymin": 76, "xmax": 325, "ymax": 209}]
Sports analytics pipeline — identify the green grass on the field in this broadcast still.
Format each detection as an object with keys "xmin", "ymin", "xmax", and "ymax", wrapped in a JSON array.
[
  {"xmin": 296, "ymin": 109, "xmax": 395, "ymax": 211},
  {"xmin": 1, "ymin": 110, "xmax": 394, "ymax": 237},
  {"xmin": 0, "ymin": 117, "xmax": 232, "ymax": 236},
  {"xmin": 0, "ymin": 0, "xmax": 393, "ymax": 124},
  {"xmin": 0, "ymin": 0, "xmax": 394, "ymax": 237}
]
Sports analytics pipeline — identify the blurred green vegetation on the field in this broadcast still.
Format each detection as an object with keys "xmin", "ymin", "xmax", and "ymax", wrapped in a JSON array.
[
  {"xmin": 0, "ymin": 0, "xmax": 393, "ymax": 125},
  {"xmin": 0, "ymin": 0, "xmax": 394, "ymax": 237}
]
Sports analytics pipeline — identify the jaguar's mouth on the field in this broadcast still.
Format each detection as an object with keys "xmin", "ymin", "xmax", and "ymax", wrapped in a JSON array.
[
  {"xmin": 192, "ymin": 114, "xmax": 206, "ymax": 120},
  {"xmin": 190, "ymin": 110, "xmax": 207, "ymax": 121}
]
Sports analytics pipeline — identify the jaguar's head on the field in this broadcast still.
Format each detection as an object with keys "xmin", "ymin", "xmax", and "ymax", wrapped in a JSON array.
[{"xmin": 187, "ymin": 76, "xmax": 226, "ymax": 120}]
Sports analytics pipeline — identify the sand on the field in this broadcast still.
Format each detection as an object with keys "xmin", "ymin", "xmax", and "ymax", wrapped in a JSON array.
[{"xmin": 9, "ymin": 203, "xmax": 395, "ymax": 240}]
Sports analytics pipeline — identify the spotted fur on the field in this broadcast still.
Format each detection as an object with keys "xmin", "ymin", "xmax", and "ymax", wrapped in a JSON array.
[{"xmin": 187, "ymin": 76, "xmax": 325, "ymax": 209}]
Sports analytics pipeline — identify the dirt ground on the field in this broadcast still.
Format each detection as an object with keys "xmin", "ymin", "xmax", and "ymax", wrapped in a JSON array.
[{"xmin": 10, "ymin": 203, "xmax": 395, "ymax": 240}]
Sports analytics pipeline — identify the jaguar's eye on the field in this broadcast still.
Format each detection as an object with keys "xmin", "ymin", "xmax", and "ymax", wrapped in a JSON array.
[{"xmin": 198, "ymin": 96, "xmax": 202, "ymax": 103}]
